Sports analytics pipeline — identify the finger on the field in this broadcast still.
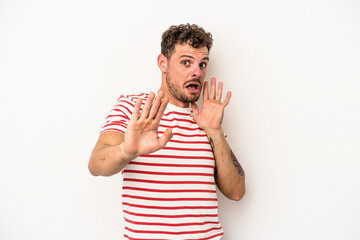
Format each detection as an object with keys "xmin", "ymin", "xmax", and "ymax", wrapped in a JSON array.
[
  {"xmin": 216, "ymin": 82, "xmax": 223, "ymax": 101},
  {"xmin": 130, "ymin": 97, "xmax": 143, "ymax": 121},
  {"xmin": 158, "ymin": 128, "xmax": 173, "ymax": 148},
  {"xmin": 222, "ymin": 91, "xmax": 232, "ymax": 107},
  {"xmin": 139, "ymin": 92, "xmax": 155, "ymax": 120},
  {"xmin": 154, "ymin": 97, "xmax": 169, "ymax": 123},
  {"xmin": 209, "ymin": 77, "xmax": 216, "ymax": 100},
  {"xmin": 148, "ymin": 91, "xmax": 164, "ymax": 119},
  {"xmin": 203, "ymin": 81, "xmax": 209, "ymax": 101}
]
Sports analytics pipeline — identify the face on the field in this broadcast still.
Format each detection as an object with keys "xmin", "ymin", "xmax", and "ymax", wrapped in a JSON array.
[{"xmin": 164, "ymin": 43, "xmax": 209, "ymax": 106}]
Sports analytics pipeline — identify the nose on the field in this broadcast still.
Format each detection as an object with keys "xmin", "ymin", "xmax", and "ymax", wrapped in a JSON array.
[{"xmin": 191, "ymin": 66, "xmax": 202, "ymax": 78}]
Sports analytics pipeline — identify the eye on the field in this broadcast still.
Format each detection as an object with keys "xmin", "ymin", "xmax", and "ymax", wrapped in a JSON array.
[
  {"xmin": 182, "ymin": 60, "xmax": 190, "ymax": 66},
  {"xmin": 200, "ymin": 62, "xmax": 207, "ymax": 68}
]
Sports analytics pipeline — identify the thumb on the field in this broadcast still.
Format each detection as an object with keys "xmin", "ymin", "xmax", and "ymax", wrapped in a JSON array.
[
  {"xmin": 191, "ymin": 102, "xmax": 199, "ymax": 116},
  {"xmin": 158, "ymin": 128, "xmax": 173, "ymax": 148}
]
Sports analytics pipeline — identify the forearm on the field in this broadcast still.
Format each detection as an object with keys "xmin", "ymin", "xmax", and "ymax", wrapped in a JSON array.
[
  {"xmin": 88, "ymin": 142, "xmax": 135, "ymax": 176},
  {"xmin": 207, "ymin": 129, "xmax": 245, "ymax": 201}
]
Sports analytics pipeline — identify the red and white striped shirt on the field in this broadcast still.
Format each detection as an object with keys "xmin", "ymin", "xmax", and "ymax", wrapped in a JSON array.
[{"xmin": 100, "ymin": 93, "xmax": 223, "ymax": 240}]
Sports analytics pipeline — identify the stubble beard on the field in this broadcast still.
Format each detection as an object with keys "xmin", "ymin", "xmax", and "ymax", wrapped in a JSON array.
[{"xmin": 166, "ymin": 73, "xmax": 201, "ymax": 104}]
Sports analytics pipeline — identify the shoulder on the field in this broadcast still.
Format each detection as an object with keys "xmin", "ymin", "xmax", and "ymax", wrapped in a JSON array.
[{"xmin": 113, "ymin": 93, "xmax": 150, "ymax": 109}]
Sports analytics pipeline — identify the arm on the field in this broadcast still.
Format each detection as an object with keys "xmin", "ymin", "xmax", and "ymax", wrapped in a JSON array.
[
  {"xmin": 88, "ymin": 131, "xmax": 132, "ymax": 176},
  {"xmin": 192, "ymin": 78, "xmax": 245, "ymax": 201},
  {"xmin": 208, "ymin": 129, "xmax": 245, "ymax": 201},
  {"xmin": 88, "ymin": 91, "xmax": 173, "ymax": 176}
]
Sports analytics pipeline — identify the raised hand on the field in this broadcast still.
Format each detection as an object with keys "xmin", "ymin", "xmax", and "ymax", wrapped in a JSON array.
[
  {"xmin": 192, "ymin": 77, "xmax": 231, "ymax": 133},
  {"xmin": 124, "ymin": 91, "xmax": 173, "ymax": 157}
]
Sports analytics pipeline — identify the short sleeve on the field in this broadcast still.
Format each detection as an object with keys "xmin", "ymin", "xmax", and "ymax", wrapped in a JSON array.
[{"xmin": 99, "ymin": 94, "xmax": 136, "ymax": 135}]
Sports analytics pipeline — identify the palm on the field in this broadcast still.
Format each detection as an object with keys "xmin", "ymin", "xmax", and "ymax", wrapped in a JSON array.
[
  {"xmin": 194, "ymin": 100, "xmax": 224, "ymax": 130},
  {"xmin": 125, "ymin": 120, "xmax": 163, "ymax": 155},
  {"xmin": 124, "ymin": 91, "xmax": 172, "ymax": 157},
  {"xmin": 192, "ymin": 78, "xmax": 231, "ymax": 132}
]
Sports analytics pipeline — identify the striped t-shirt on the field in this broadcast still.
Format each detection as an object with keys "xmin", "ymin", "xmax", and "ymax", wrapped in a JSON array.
[{"xmin": 100, "ymin": 93, "xmax": 223, "ymax": 240}]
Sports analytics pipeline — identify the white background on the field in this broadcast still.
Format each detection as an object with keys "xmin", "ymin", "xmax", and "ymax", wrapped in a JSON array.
[{"xmin": 1, "ymin": 0, "xmax": 359, "ymax": 239}]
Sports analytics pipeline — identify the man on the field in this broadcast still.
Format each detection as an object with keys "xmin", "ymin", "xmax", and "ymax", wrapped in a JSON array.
[{"xmin": 88, "ymin": 23, "xmax": 245, "ymax": 240}]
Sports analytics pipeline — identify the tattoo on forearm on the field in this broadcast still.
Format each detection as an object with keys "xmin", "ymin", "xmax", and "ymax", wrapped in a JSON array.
[
  {"xmin": 230, "ymin": 149, "xmax": 244, "ymax": 176},
  {"xmin": 214, "ymin": 166, "xmax": 218, "ymax": 184},
  {"xmin": 209, "ymin": 137, "xmax": 215, "ymax": 152},
  {"xmin": 210, "ymin": 137, "xmax": 218, "ymax": 183}
]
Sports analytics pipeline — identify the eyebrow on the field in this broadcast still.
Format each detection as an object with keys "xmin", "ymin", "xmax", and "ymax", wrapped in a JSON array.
[{"xmin": 179, "ymin": 55, "xmax": 209, "ymax": 61}]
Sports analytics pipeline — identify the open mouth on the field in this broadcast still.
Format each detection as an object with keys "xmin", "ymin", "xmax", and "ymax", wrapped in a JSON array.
[
  {"xmin": 186, "ymin": 83, "xmax": 199, "ymax": 90},
  {"xmin": 185, "ymin": 82, "xmax": 201, "ymax": 93}
]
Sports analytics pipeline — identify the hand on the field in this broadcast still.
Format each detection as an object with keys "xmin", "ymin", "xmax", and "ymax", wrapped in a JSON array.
[
  {"xmin": 124, "ymin": 91, "xmax": 173, "ymax": 157},
  {"xmin": 192, "ymin": 77, "xmax": 231, "ymax": 133}
]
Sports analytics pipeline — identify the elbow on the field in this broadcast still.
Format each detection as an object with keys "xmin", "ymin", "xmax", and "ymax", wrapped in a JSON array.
[
  {"xmin": 88, "ymin": 159, "xmax": 100, "ymax": 176},
  {"xmin": 229, "ymin": 186, "xmax": 246, "ymax": 201},
  {"xmin": 88, "ymin": 157, "xmax": 119, "ymax": 177},
  {"xmin": 232, "ymin": 189, "xmax": 245, "ymax": 201}
]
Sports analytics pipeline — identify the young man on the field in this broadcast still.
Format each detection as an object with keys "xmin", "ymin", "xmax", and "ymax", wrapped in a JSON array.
[{"xmin": 88, "ymin": 24, "xmax": 245, "ymax": 240}]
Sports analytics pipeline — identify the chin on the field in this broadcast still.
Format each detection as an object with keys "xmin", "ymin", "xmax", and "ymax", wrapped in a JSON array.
[{"xmin": 184, "ymin": 94, "xmax": 200, "ymax": 103}]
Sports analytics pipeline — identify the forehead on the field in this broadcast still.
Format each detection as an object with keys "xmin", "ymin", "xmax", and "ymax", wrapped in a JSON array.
[{"xmin": 172, "ymin": 43, "xmax": 209, "ymax": 59}]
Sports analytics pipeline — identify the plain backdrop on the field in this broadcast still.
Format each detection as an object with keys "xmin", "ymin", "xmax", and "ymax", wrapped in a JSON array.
[{"xmin": 1, "ymin": 0, "xmax": 359, "ymax": 239}]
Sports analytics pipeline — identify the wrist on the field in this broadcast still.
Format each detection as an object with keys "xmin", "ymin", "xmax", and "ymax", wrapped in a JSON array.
[
  {"xmin": 204, "ymin": 128, "xmax": 224, "ymax": 139},
  {"xmin": 119, "ymin": 142, "xmax": 137, "ymax": 163}
]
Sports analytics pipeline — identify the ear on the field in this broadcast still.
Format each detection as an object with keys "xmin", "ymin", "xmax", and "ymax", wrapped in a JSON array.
[{"xmin": 157, "ymin": 54, "xmax": 168, "ymax": 73}]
